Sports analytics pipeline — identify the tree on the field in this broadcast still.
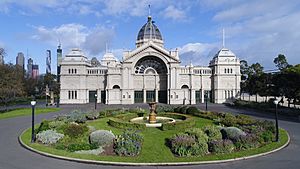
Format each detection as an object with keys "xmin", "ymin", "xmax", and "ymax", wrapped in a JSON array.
[
  {"xmin": 247, "ymin": 63, "xmax": 264, "ymax": 102},
  {"xmin": 0, "ymin": 63, "xmax": 25, "ymax": 110},
  {"xmin": 273, "ymin": 54, "xmax": 289, "ymax": 70}
]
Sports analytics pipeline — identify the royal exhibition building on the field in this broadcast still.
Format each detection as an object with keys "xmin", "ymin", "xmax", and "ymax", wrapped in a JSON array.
[{"xmin": 59, "ymin": 15, "xmax": 241, "ymax": 105}]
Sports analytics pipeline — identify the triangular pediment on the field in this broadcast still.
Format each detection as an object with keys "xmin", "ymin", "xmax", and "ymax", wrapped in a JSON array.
[{"xmin": 123, "ymin": 41, "xmax": 180, "ymax": 63}]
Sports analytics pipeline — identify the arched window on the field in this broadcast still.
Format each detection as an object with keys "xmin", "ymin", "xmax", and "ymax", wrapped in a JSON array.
[
  {"xmin": 225, "ymin": 68, "xmax": 227, "ymax": 73},
  {"xmin": 181, "ymin": 85, "xmax": 189, "ymax": 89},
  {"xmin": 230, "ymin": 68, "xmax": 233, "ymax": 73},
  {"xmin": 112, "ymin": 85, "xmax": 121, "ymax": 89}
]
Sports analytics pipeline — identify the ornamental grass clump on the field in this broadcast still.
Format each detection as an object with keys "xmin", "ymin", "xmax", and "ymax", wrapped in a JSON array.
[
  {"xmin": 36, "ymin": 129, "xmax": 64, "ymax": 145},
  {"xmin": 89, "ymin": 130, "xmax": 115, "ymax": 147},
  {"xmin": 114, "ymin": 130, "xmax": 143, "ymax": 156},
  {"xmin": 86, "ymin": 111, "xmax": 99, "ymax": 120}
]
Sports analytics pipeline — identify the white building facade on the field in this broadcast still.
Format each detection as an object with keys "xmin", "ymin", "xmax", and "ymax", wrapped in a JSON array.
[{"xmin": 60, "ymin": 16, "xmax": 241, "ymax": 105}]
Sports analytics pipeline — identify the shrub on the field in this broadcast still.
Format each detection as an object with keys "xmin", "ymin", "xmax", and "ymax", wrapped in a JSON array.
[
  {"xmin": 36, "ymin": 120, "xmax": 51, "ymax": 134},
  {"xmin": 257, "ymin": 120, "xmax": 276, "ymax": 134},
  {"xmin": 48, "ymin": 120, "xmax": 65, "ymax": 129},
  {"xmin": 234, "ymin": 134, "xmax": 260, "ymax": 150},
  {"xmin": 63, "ymin": 123, "xmax": 88, "ymax": 138},
  {"xmin": 208, "ymin": 139, "xmax": 235, "ymax": 154},
  {"xmin": 86, "ymin": 111, "xmax": 99, "ymax": 120},
  {"xmin": 220, "ymin": 113, "xmax": 237, "ymax": 126},
  {"xmin": 179, "ymin": 106, "xmax": 188, "ymax": 114},
  {"xmin": 236, "ymin": 114, "xmax": 256, "ymax": 126},
  {"xmin": 204, "ymin": 125, "xmax": 222, "ymax": 141},
  {"xmin": 186, "ymin": 128, "xmax": 208, "ymax": 142},
  {"xmin": 114, "ymin": 130, "xmax": 143, "ymax": 156},
  {"xmin": 162, "ymin": 113, "xmax": 195, "ymax": 130},
  {"xmin": 89, "ymin": 130, "xmax": 115, "ymax": 147},
  {"xmin": 186, "ymin": 106, "xmax": 200, "ymax": 115},
  {"xmin": 108, "ymin": 117, "xmax": 146, "ymax": 130},
  {"xmin": 36, "ymin": 129, "xmax": 64, "ymax": 144},
  {"xmin": 62, "ymin": 143, "xmax": 97, "ymax": 152},
  {"xmin": 66, "ymin": 110, "xmax": 87, "ymax": 123},
  {"xmin": 195, "ymin": 111, "xmax": 222, "ymax": 120},
  {"xmin": 156, "ymin": 105, "xmax": 175, "ymax": 113},
  {"xmin": 221, "ymin": 127, "xmax": 246, "ymax": 141},
  {"xmin": 170, "ymin": 132, "xmax": 208, "ymax": 157},
  {"xmin": 259, "ymin": 130, "xmax": 274, "ymax": 143}
]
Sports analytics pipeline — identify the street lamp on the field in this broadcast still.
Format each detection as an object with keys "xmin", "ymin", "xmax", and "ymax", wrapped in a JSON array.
[
  {"xmin": 274, "ymin": 99, "xmax": 279, "ymax": 142},
  {"xmin": 94, "ymin": 93, "xmax": 97, "ymax": 110},
  {"xmin": 205, "ymin": 92, "xmax": 208, "ymax": 111},
  {"xmin": 31, "ymin": 100, "xmax": 36, "ymax": 143}
]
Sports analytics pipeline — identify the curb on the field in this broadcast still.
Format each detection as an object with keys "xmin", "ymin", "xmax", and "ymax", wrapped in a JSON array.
[{"xmin": 18, "ymin": 130, "xmax": 290, "ymax": 166}]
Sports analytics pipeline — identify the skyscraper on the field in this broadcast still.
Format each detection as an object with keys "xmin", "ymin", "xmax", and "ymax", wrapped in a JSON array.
[
  {"xmin": 32, "ymin": 64, "xmax": 39, "ymax": 79},
  {"xmin": 27, "ymin": 58, "xmax": 33, "ymax": 78},
  {"xmin": 57, "ymin": 43, "xmax": 62, "ymax": 83},
  {"xmin": 16, "ymin": 52, "xmax": 25, "ymax": 69},
  {"xmin": 46, "ymin": 50, "xmax": 51, "ymax": 74}
]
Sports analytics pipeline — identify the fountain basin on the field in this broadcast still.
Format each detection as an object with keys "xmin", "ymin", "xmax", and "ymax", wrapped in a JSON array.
[{"xmin": 130, "ymin": 116, "xmax": 176, "ymax": 127}]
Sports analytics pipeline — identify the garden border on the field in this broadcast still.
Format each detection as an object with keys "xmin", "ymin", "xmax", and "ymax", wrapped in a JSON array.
[{"xmin": 18, "ymin": 128, "xmax": 290, "ymax": 166}]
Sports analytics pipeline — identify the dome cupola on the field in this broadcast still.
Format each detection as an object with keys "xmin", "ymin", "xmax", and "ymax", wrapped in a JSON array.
[{"xmin": 136, "ymin": 15, "xmax": 164, "ymax": 48}]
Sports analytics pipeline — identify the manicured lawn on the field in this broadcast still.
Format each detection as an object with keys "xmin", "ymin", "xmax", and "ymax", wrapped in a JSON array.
[
  {"xmin": 20, "ymin": 116, "xmax": 289, "ymax": 163},
  {"xmin": 0, "ymin": 108, "xmax": 60, "ymax": 120}
]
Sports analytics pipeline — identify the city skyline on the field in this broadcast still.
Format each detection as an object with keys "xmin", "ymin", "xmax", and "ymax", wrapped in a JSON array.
[{"xmin": 0, "ymin": 0, "xmax": 300, "ymax": 74}]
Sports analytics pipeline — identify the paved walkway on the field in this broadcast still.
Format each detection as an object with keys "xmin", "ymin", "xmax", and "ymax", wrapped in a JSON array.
[{"xmin": 0, "ymin": 104, "xmax": 299, "ymax": 169}]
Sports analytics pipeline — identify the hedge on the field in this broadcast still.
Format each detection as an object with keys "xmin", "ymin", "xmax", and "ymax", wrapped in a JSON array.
[
  {"xmin": 107, "ymin": 113, "xmax": 146, "ymax": 130},
  {"xmin": 161, "ymin": 113, "xmax": 196, "ymax": 130}
]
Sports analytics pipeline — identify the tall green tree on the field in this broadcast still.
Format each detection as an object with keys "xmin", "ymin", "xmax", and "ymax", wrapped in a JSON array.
[
  {"xmin": 0, "ymin": 63, "xmax": 25, "ymax": 110},
  {"xmin": 273, "ymin": 54, "xmax": 289, "ymax": 70}
]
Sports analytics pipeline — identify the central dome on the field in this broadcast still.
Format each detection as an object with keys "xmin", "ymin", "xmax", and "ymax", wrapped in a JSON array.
[{"xmin": 136, "ymin": 16, "xmax": 164, "ymax": 48}]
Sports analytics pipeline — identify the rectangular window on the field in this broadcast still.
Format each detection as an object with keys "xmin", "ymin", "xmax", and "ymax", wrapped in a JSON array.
[
  {"xmin": 231, "ymin": 90, "xmax": 234, "ymax": 98},
  {"xmin": 75, "ymin": 69, "xmax": 77, "ymax": 74},
  {"xmin": 225, "ymin": 90, "xmax": 227, "ymax": 99},
  {"xmin": 75, "ymin": 91, "xmax": 77, "ymax": 99},
  {"xmin": 225, "ymin": 68, "xmax": 227, "ymax": 73},
  {"xmin": 68, "ymin": 91, "xmax": 71, "ymax": 99},
  {"xmin": 71, "ymin": 91, "xmax": 74, "ymax": 99}
]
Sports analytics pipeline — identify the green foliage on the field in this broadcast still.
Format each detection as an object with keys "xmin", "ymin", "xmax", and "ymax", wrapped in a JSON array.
[
  {"xmin": 208, "ymin": 139, "xmax": 235, "ymax": 154},
  {"xmin": 161, "ymin": 113, "xmax": 195, "ymax": 130},
  {"xmin": 86, "ymin": 110, "xmax": 99, "ymax": 120},
  {"xmin": 260, "ymin": 130, "xmax": 274, "ymax": 143},
  {"xmin": 234, "ymin": 134, "xmax": 260, "ymax": 150},
  {"xmin": 185, "ymin": 128, "xmax": 208, "ymax": 142},
  {"xmin": 236, "ymin": 114, "xmax": 256, "ymax": 125},
  {"xmin": 170, "ymin": 129, "xmax": 209, "ymax": 157},
  {"xmin": 36, "ymin": 129, "xmax": 64, "ymax": 144},
  {"xmin": 114, "ymin": 130, "xmax": 143, "ymax": 156},
  {"xmin": 89, "ymin": 130, "xmax": 115, "ymax": 147},
  {"xmin": 36, "ymin": 120, "xmax": 51, "ymax": 134},
  {"xmin": 221, "ymin": 127, "xmax": 246, "ymax": 141},
  {"xmin": 66, "ymin": 110, "xmax": 87, "ymax": 123},
  {"xmin": 204, "ymin": 125, "xmax": 222, "ymax": 142},
  {"xmin": 48, "ymin": 120, "xmax": 66, "ymax": 130},
  {"xmin": 63, "ymin": 123, "xmax": 88, "ymax": 138},
  {"xmin": 56, "ymin": 142, "xmax": 97, "ymax": 152},
  {"xmin": 186, "ymin": 106, "xmax": 200, "ymax": 115},
  {"xmin": 220, "ymin": 113, "xmax": 237, "ymax": 127},
  {"xmin": 108, "ymin": 113, "xmax": 146, "ymax": 130},
  {"xmin": 156, "ymin": 105, "xmax": 175, "ymax": 113}
]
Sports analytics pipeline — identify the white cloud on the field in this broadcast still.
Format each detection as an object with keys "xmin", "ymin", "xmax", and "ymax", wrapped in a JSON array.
[
  {"xmin": 31, "ymin": 23, "xmax": 115, "ymax": 56},
  {"xmin": 162, "ymin": 5, "xmax": 187, "ymax": 21},
  {"xmin": 177, "ymin": 42, "xmax": 218, "ymax": 66}
]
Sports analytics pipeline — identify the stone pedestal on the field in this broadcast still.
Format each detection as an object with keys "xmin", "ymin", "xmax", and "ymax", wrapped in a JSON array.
[{"xmin": 148, "ymin": 102, "xmax": 157, "ymax": 124}]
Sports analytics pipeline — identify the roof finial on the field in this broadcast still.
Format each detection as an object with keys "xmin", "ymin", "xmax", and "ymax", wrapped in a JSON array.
[
  {"xmin": 222, "ymin": 28, "xmax": 225, "ymax": 48},
  {"xmin": 148, "ymin": 4, "xmax": 151, "ymax": 17},
  {"xmin": 105, "ymin": 42, "xmax": 108, "ymax": 53}
]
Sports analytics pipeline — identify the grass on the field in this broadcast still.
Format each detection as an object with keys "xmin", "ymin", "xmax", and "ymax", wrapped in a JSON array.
[
  {"xmin": 20, "ymin": 116, "xmax": 289, "ymax": 163},
  {"xmin": 0, "ymin": 108, "xmax": 60, "ymax": 120}
]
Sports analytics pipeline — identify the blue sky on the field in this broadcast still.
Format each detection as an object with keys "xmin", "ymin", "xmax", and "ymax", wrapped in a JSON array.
[{"xmin": 0, "ymin": 0, "xmax": 300, "ymax": 74}]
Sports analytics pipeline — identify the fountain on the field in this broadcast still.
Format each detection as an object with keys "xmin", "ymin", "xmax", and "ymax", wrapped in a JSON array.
[{"xmin": 130, "ymin": 102, "xmax": 176, "ymax": 127}]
